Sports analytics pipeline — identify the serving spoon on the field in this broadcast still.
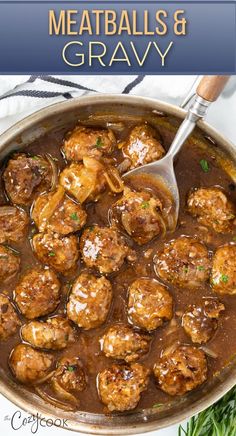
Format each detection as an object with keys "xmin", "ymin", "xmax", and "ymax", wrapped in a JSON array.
[{"xmin": 123, "ymin": 75, "xmax": 230, "ymax": 227}]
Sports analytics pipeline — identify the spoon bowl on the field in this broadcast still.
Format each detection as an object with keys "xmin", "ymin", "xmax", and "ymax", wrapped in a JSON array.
[
  {"xmin": 123, "ymin": 75, "xmax": 229, "ymax": 229},
  {"xmin": 123, "ymin": 154, "xmax": 179, "ymax": 227}
]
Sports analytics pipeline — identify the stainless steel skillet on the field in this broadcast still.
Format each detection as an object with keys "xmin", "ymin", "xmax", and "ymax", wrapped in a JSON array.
[{"xmin": 0, "ymin": 93, "xmax": 235, "ymax": 435}]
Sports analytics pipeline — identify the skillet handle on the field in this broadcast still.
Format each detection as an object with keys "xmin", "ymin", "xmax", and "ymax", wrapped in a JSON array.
[{"xmin": 196, "ymin": 75, "xmax": 230, "ymax": 102}]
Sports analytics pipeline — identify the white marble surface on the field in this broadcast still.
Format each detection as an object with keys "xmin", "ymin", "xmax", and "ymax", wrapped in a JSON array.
[{"xmin": 0, "ymin": 75, "xmax": 235, "ymax": 436}]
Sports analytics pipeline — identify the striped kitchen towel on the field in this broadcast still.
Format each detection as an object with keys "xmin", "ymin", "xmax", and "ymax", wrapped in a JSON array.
[{"xmin": 0, "ymin": 75, "xmax": 199, "ymax": 135}]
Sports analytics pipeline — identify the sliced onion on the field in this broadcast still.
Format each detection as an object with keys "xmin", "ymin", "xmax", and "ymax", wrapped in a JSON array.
[
  {"xmin": 103, "ymin": 167, "xmax": 124, "ymax": 193},
  {"xmin": 165, "ymin": 213, "xmax": 176, "ymax": 233},
  {"xmin": 83, "ymin": 156, "xmax": 103, "ymax": 171},
  {"xmin": 161, "ymin": 342, "xmax": 179, "ymax": 357},
  {"xmin": 38, "ymin": 186, "xmax": 65, "ymax": 230},
  {"xmin": 0, "ymin": 206, "xmax": 16, "ymax": 216},
  {"xmin": 200, "ymin": 346, "xmax": 218, "ymax": 359},
  {"xmin": 121, "ymin": 213, "xmax": 132, "ymax": 236},
  {"xmin": 106, "ymin": 122, "xmax": 125, "ymax": 133},
  {"xmin": 165, "ymin": 318, "xmax": 178, "ymax": 336},
  {"xmin": 155, "ymin": 211, "xmax": 167, "ymax": 238},
  {"xmin": 76, "ymin": 167, "xmax": 97, "ymax": 203},
  {"xmin": 45, "ymin": 154, "xmax": 58, "ymax": 191},
  {"xmin": 52, "ymin": 379, "xmax": 79, "ymax": 405},
  {"xmin": 35, "ymin": 386, "xmax": 76, "ymax": 411},
  {"xmin": 34, "ymin": 370, "xmax": 56, "ymax": 385},
  {"xmin": 117, "ymin": 158, "xmax": 131, "ymax": 175},
  {"xmin": 84, "ymin": 157, "xmax": 124, "ymax": 194}
]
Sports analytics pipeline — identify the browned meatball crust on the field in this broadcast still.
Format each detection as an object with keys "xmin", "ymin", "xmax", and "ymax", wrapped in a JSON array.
[
  {"xmin": 187, "ymin": 187, "xmax": 236, "ymax": 233},
  {"xmin": 153, "ymin": 345, "xmax": 207, "ymax": 396},
  {"xmin": 21, "ymin": 316, "xmax": 75, "ymax": 350},
  {"xmin": 155, "ymin": 236, "xmax": 211, "ymax": 288},
  {"xmin": 0, "ymin": 206, "xmax": 29, "ymax": 244},
  {"xmin": 111, "ymin": 187, "xmax": 165, "ymax": 245},
  {"xmin": 9, "ymin": 344, "xmax": 54, "ymax": 384},
  {"xmin": 32, "ymin": 187, "xmax": 87, "ymax": 235},
  {"xmin": 67, "ymin": 273, "xmax": 112, "ymax": 329},
  {"xmin": 32, "ymin": 232, "xmax": 79, "ymax": 274},
  {"xmin": 52, "ymin": 356, "xmax": 87, "ymax": 393},
  {"xmin": 211, "ymin": 244, "xmax": 236, "ymax": 294},
  {"xmin": 120, "ymin": 124, "xmax": 165, "ymax": 169},
  {"xmin": 0, "ymin": 295, "xmax": 21, "ymax": 340},
  {"xmin": 3, "ymin": 153, "xmax": 53, "ymax": 206},
  {"xmin": 100, "ymin": 324, "xmax": 151, "ymax": 362},
  {"xmin": 128, "ymin": 278, "xmax": 173, "ymax": 331},
  {"xmin": 80, "ymin": 226, "xmax": 130, "ymax": 274},
  {"xmin": 97, "ymin": 363, "xmax": 150, "ymax": 411},
  {"xmin": 14, "ymin": 268, "xmax": 60, "ymax": 319},
  {"xmin": 63, "ymin": 125, "xmax": 116, "ymax": 161},
  {"xmin": 0, "ymin": 245, "xmax": 20, "ymax": 282},
  {"xmin": 182, "ymin": 299, "xmax": 225, "ymax": 344}
]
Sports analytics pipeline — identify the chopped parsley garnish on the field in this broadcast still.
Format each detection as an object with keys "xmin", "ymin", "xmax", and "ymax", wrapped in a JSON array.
[
  {"xmin": 70, "ymin": 212, "xmax": 80, "ymax": 222},
  {"xmin": 67, "ymin": 365, "xmax": 76, "ymax": 372},
  {"xmin": 197, "ymin": 265, "xmax": 205, "ymax": 271},
  {"xmin": 94, "ymin": 137, "xmax": 104, "ymax": 149},
  {"xmin": 141, "ymin": 201, "xmax": 150, "ymax": 209},
  {"xmin": 88, "ymin": 225, "xmax": 95, "ymax": 232},
  {"xmin": 221, "ymin": 274, "xmax": 229, "ymax": 283},
  {"xmin": 199, "ymin": 159, "xmax": 209, "ymax": 173},
  {"xmin": 48, "ymin": 252, "xmax": 56, "ymax": 257},
  {"xmin": 183, "ymin": 266, "xmax": 189, "ymax": 273}
]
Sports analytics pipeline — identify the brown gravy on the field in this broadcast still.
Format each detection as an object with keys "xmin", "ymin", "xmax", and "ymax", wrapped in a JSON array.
[{"xmin": 1, "ymin": 113, "xmax": 236, "ymax": 414}]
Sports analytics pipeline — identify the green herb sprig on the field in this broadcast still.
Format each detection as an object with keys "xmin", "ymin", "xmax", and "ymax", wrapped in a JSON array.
[
  {"xmin": 200, "ymin": 159, "xmax": 209, "ymax": 173},
  {"xmin": 178, "ymin": 386, "xmax": 236, "ymax": 436}
]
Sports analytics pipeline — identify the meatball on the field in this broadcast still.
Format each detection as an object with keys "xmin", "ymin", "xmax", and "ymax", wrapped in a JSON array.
[
  {"xmin": 63, "ymin": 125, "xmax": 116, "ymax": 161},
  {"xmin": 60, "ymin": 158, "xmax": 123, "ymax": 204},
  {"xmin": 120, "ymin": 124, "xmax": 165, "ymax": 169},
  {"xmin": 32, "ymin": 232, "xmax": 79, "ymax": 274},
  {"xmin": 67, "ymin": 273, "xmax": 112, "ymax": 329},
  {"xmin": 80, "ymin": 226, "xmax": 130, "ymax": 274},
  {"xmin": 52, "ymin": 356, "xmax": 86, "ymax": 393},
  {"xmin": 3, "ymin": 153, "xmax": 53, "ymax": 206},
  {"xmin": 97, "ymin": 363, "xmax": 150, "ymax": 412},
  {"xmin": 111, "ymin": 187, "xmax": 165, "ymax": 245},
  {"xmin": 182, "ymin": 299, "xmax": 225, "ymax": 344},
  {"xmin": 153, "ymin": 345, "xmax": 207, "ymax": 396},
  {"xmin": 0, "ymin": 245, "xmax": 20, "ymax": 282},
  {"xmin": 9, "ymin": 344, "xmax": 54, "ymax": 384},
  {"xmin": 187, "ymin": 187, "xmax": 236, "ymax": 233},
  {"xmin": 211, "ymin": 244, "xmax": 236, "ymax": 295},
  {"xmin": 21, "ymin": 316, "xmax": 75, "ymax": 350},
  {"xmin": 154, "ymin": 236, "xmax": 211, "ymax": 288},
  {"xmin": 0, "ymin": 206, "xmax": 29, "ymax": 244},
  {"xmin": 60, "ymin": 161, "xmax": 106, "ymax": 204},
  {"xmin": 14, "ymin": 268, "xmax": 60, "ymax": 319},
  {"xmin": 100, "ymin": 324, "xmax": 151, "ymax": 362},
  {"xmin": 128, "ymin": 278, "xmax": 173, "ymax": 331},
  {"xmin": 0, "ymin": 294, "xmax": 21, "ymax": 340},
  {"xmin": 32, "ymin": 186, "xmax": 87, "ymax": 235}
]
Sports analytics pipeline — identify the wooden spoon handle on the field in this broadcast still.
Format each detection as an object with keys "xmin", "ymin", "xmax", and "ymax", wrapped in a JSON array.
[{"xmin": 197, "ymin": 75, "xmax": 230, "ymax": 102}]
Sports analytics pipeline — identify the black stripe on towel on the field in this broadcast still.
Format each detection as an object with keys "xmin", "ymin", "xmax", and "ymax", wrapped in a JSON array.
[
  {"xmin": 27, "ymin": 76, "xmax": 38, "ymax": 83},
  {"xmin": 122, "ymin": 75, "xmax": 145, "ymax": 94},
  {"xmin": 0, "ymin": 90, "xmax": 64, "ymax": 101},
  {"xmin": 38, "ymin": 76, "xmax": 96, "ymax": 93},
  {"xmin": 63, "ymin": 92, "xmax": 73, "ymax": 99}
]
